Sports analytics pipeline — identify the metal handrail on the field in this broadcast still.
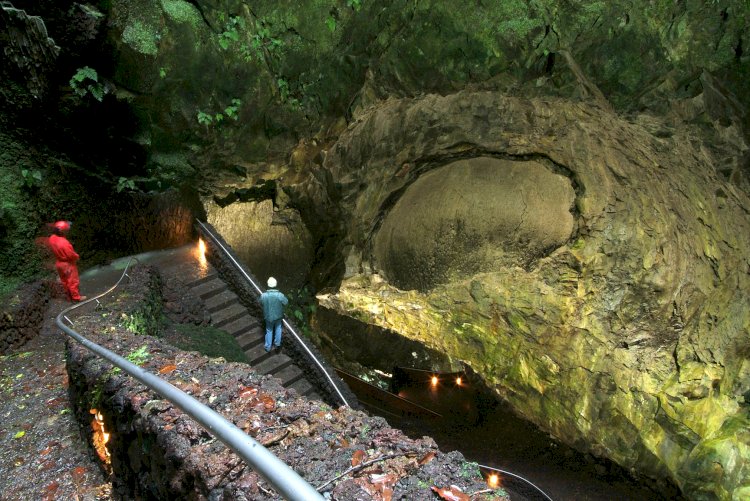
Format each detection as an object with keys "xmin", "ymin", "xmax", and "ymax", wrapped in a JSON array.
[
  {"xmin": 479, "ymin": 464, "xmax": 555, "ymax": 501},
  {"xmin": 56, "ymin": 258, "xmax": 324, "ymax": 501},
  {"xmin": 196, "ymin": 219, "xmax": 351, "ymax": 408}
]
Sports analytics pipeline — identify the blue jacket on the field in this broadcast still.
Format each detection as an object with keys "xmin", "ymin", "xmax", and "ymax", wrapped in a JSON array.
[{"xmin": 260, "ymin": 289, "xmax": 288, "ymax": 322}]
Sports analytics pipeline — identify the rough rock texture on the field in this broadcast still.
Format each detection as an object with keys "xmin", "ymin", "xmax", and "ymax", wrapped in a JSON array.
[
  {"xmin": 65, "ymin": 264, "xmax": 508, "ymax": 500},
  {"xmin": 205, "ymin": 199, "xmax": 314, "ymax": 290},
  {"xmin": 374, "ymin": 157, "xmax": 576, "ymax": 290},
  {"xmin": 0, "ymin": 280, "xmax": 49, "ymax": 354},
  {"xmin": 0, "ymin": 3, "xmax": 60, "ymax": 99},
  {"xmin": 316, "ymin": 90, "xmax": 750, "ymax": 500}
]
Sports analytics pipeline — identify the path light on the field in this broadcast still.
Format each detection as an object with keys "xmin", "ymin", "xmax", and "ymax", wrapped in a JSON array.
[
  {"xmin": 455, "ymin": 376, "xmax": 462, "ymax": 386},
  {"xmin": 197, "ymin": 238, "xmax": 208, "ymax": 273},
  {"xmin": 487, "ymin": 473, "xmax": 500, "ymax": 488},
  {"xmin": 431, "ymin": 375, "xmax": 439, "ymax": 387},
  {"xmin": 90, "ymin": 408, "xmax": 111, "ymax": 464}
]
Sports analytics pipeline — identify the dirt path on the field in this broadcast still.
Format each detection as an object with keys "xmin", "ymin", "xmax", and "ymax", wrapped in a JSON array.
[{"xmin": 0, "ymin": 296, "xmax": 111, "ymax": 500}]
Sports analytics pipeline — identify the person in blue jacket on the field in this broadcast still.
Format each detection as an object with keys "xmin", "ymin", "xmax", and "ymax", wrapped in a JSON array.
[{"xmin": 260, "ymin": 277, "xmax": 289, "ymax": 353}]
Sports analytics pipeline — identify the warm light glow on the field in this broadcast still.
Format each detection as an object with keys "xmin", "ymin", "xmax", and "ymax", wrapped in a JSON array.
[
  {"xmin": 455, "ymin": 376, "xmax": 462, "ymax": 386},
  {"xmin": 90, "ymin": 408, "xmax": 111, "ymax": 464},
  {"xmin": 487, "ymin": 473, "xmax": 499, "ymax": 488},
  {"xmin": 197, "ymin": 238, "xmax": 208, "ymax": 273},
  {"xmin": 431, "ymin": 376, "xmax": 439, "ymax": 386}
]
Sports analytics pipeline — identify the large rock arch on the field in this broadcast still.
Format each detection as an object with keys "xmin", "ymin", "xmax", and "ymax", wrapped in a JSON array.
[{"xmin": 318, "ymin": 90, "xmax": 750, "ymax": 498}]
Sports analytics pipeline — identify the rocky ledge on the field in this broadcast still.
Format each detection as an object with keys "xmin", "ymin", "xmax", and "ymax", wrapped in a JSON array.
[{"xmin": 64, "ymin": 265, "xmax": 508, "ymax": 500}]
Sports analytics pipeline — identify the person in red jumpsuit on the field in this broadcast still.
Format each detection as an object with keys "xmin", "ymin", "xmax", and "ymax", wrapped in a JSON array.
[{"xmin": 48, "ymin": 220, "xmax": 86, "ymax": 302}]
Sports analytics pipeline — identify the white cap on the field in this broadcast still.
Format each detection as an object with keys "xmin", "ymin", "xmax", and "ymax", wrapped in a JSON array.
[{"xmin": 267, "ymin": 277, "xmax": 277, "ymax": 288}]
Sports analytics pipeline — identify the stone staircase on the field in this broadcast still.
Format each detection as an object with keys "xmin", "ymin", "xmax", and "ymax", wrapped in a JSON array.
[{"xmin": 159, "ymin": 257, "xmax": 321, "ymax": 401}]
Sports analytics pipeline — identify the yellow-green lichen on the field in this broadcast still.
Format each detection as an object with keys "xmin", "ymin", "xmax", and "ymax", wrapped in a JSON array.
[
  {"xmin": 122, "ymin": 19, "xmax": 161, "ymax": 56},
  {"xmin": 160, "ymin": 0, "xmax": 201, "ymax": 27}
]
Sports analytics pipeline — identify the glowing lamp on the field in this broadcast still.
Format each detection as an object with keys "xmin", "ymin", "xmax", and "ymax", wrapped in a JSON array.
[
  {"xmin": 455, "ymin": 376, "xmax": 462, "ymax": 386},
  {"xmin": 197, "ymin": 238, "xmax": 208, "ymax": 275},
  {"xmin": 487, "ymin": 473, "xmax": 499, "ymax": 488},
  {"xmin": 431, "ymin": 376, "xmax": 439, "ymax": 386}
]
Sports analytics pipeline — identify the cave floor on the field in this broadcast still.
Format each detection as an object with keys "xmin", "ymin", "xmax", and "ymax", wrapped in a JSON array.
[{"xmin": 0, "ymin": 295, "xmax": 112, "ymax": 500}]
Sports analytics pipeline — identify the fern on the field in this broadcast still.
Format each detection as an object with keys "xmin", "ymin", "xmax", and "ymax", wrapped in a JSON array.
[{"xmin": 70, "ymin": 67, "xmax": 105, "ymax": 102}]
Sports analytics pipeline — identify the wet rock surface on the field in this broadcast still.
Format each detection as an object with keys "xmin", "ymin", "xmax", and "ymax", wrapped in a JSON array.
[
  {"xmin": 0, "ymin": 280, "xmax": 49, "ymax": 355},
  {"xmin": 318, "ymin": 90, "xmax": 750, "ymax": 498},
  {"xmin": 0, "ymin": 296, "xmax": 111, "ymax": 500}
]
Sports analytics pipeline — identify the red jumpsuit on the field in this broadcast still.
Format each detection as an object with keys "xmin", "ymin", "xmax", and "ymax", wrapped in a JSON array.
[{"xmin": 48, "ymin": 234, "xmax": 82, "ymax": 301}]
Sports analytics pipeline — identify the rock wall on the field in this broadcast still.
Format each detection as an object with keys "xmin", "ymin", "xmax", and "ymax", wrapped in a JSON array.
[
  {"xmin": 317, "ymin": 90, "xmax": 750, "ymax": 499},
  {"xmin": 0, "ymin": 280, "xmax": 49, "ymax": 354}
]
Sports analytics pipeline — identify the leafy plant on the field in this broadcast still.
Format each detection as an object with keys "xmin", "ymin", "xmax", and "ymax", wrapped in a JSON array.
[
  {"xmin": 459, "ymin": 461, "xmax": 481, "ymax": 479},
  {"xmin": 347, "ymin": 0, "xmax": 363, "ymax": 10},
  {"xmin": 70, "ymin": 66, "xmax": 105, "ymax": 102},
  {"xmin": 286, "ymin": 286, "xmax": 318, "ymax": 337},
  {"xmin": 126, "ymin": 345, "xmax": 150, "ymax": 366},
  {"xmin": 116, "ymin": 177, "xmax": 137, "ymax": 193},
  {"xmin": 197, "ymin": 110, "xmax": 214, "ymax": 126},
  {"xmin": 217, "ymin": 15, "xmax": 283, "ymax": 62},
  {"xmin": 20, "ymin": 168, "xmax": 42, "ymax": 189},
  {"xmin": 325, "ymin": 16, "xmax": 336, "ymax": 32},
  {"xmin": 224, "ymin": 98, "xmax": 242, "ymax": 120},
  {"xmin": 196, "ymin": 99, "xmax": 242, "ymax": 128}
]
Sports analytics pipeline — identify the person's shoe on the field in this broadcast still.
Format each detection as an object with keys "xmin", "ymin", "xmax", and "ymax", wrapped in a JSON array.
[
  {"xmin": 73, "ymin": 296, "xmax": 87, "ymax": 302},
  {"xmin": 274, "ymin": 345, "xmax": 282, "ymax": 354},
  {"xmin": 264, "ymin": 347, "xmax": 272, "ymax": 353}
]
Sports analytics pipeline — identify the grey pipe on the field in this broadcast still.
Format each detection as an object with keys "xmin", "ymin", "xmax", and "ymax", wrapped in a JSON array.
[
  {"xmin": 57, "ymin": 259, "xmax": 324, "ymax": 501},
  {"xmin": 196, "ymin": 219, "xmax": 351, "ymax": 408}
]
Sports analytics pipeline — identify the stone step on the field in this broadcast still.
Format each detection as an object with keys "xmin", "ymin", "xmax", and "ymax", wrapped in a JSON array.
[
  {"xmin": 212, "ymin": 304, "xmax": 250, "ymax": 328},
  {"xmin": 306, "ymin": 392, "xmax": 322, "ymax": 401},
  {"xmin": 275, "ymin": 364, "xmax": 305, "ymax": 386},
  {"xmin": 288, "ymin": 378, "xmax": 314, "ymax": 398},
  {"xmin": 204, "ymin": 290, "xmax": 239, "ymax": 313},
  {"xmin": 221, "ymin": 316, "xmax": 260, "ymax": 338},
  {"xmin": 254, "ymin": 353, "xmax": 293, "ymax": 376},
  {"xmin": 236, "ymin": 330, "xmax": 264, "ymax": 351},
  {"xmin": 245, "ymin": 342, "xmax": 275, "ymax": 366},
  {"xmin": 191, "ymin": 277, "xmax": 228, "ymax": 300},
  {"xmin": 184, "ymin": 272, "xmax": 219, "ymax": 289}
]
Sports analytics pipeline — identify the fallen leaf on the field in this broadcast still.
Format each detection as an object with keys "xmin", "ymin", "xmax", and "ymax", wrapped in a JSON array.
[
  {"xmin": 352, "ymin": 449, "xmax": 366, "ymax": 466},
  {"xmin": 158, "ymin": 364, "xmax": 177, "ymax": 374},
  {"xmin": 431, "ymin": 485, "xmax": 470, "ymax": 501},
  {"xmin": 42, "ymin": 480, "xmax": 59, "ymax": 501},
  {"xmin": 14, "ymin": 430, "xmax": 25, "ymax": 439},
  {"xmin": 71, "ymin": 466, "xmax": 86, "ymax": 482},
  {"xmin": 259, "ymin": 393, "xmax": 275, "ymax": 412},
  {"xmin": 238, "ymin": 386, "xmax": 258, "ymax": 399},
  {"xmin": 418, "ymin": 451, "xmax": 436, "ymax": 465}
]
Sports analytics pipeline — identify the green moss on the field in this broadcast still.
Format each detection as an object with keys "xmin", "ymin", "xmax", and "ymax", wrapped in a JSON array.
[
  {"xmin": 122, "ymin": 19, "xmax": 161, "ymax": 56},
  {"xmin": 160, "ymin": 0, "xmax": 201, "ymax": 27},
  {"xmin": 168, "ymin": 324, "xmax": 250, "ymax": 363}
]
